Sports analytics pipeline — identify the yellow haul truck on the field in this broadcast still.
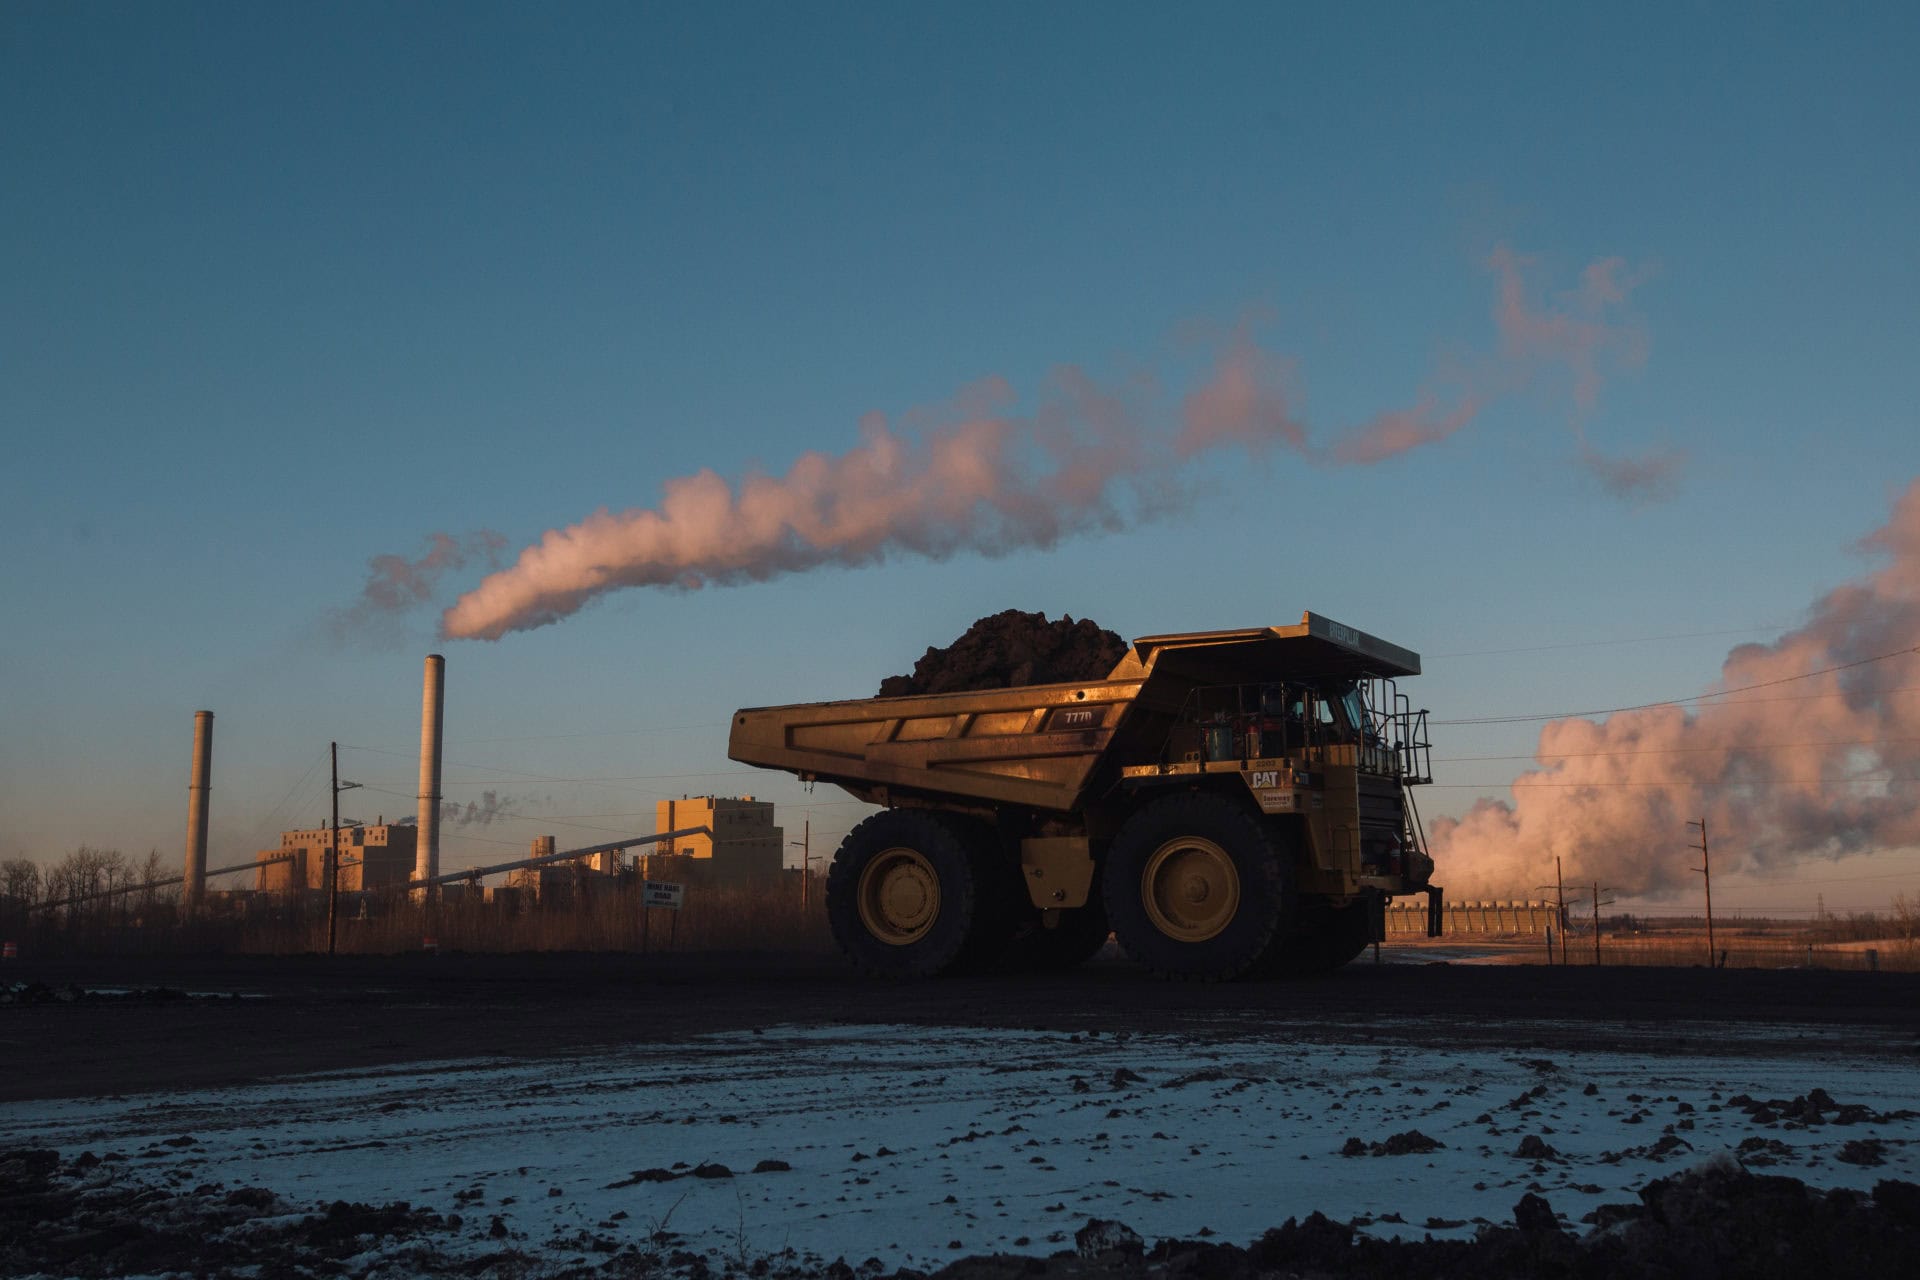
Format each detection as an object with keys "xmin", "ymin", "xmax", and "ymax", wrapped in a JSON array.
[{"xmin": 728, "ymin": 613, "xmax": 1441, "ymax": 980}]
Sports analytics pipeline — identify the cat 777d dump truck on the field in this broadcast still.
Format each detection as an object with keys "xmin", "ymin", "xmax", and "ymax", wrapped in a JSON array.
[{"xmin": 728, "ymin": 613, "xmax": 1442, "ymax": 980}]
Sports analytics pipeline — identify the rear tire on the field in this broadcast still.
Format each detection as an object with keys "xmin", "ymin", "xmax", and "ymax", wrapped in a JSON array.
[
  {"xmin": 826, "ymin": 810, "xmax": 993, "ymax": 977},
  {"xmin": 1103, "ymin": 792, "xmax": 1292, "ymax": 981}
]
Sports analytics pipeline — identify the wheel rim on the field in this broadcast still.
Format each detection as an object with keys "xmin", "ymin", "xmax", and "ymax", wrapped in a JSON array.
[
  {"xmin": 1140, "ymin": 836, "xmax": 1241, "ymax": 942},
  {"xmin": 857, "ymin": 847, "xmax": 941, "ymax": 945}
]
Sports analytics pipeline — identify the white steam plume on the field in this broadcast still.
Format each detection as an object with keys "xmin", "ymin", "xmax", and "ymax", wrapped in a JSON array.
[
  {"xmin": 1430, "ymin": 481, "xmax": 1920, "ymax": 899},
  {"xmin": 438, "ymin": 247, "xmax": 1650, "ymax": 641}
]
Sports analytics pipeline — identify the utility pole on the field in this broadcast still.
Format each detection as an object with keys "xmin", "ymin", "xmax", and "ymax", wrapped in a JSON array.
[
  {"xmin": 1590, "ymin": 883, "xmax": 1616, "ymax": 965},
  {"xmin": 329, "ymin": 742, "xmax": 340, "ymax": 956},
  {"xmin": 789, "ymin": 817, "xmax": 811, "ymax": 907},
  {"xmin": 1555, "ymin": 855, "xmax": 1568, "ymax": 965},
  {"xmin": 1593, "ymin": 882, "xmax": 1601, "ymax": 965},
  {"xmin": 1688, "ymin": 817, "xmax": 1715, "ymax": 968},
  {"xmin": 1535, "ymin": 856, "xmax": 1570, "ymax": 966},
  {"xmin": 328, "ymin": 744, "xmax": 362, "ymax": 959}
]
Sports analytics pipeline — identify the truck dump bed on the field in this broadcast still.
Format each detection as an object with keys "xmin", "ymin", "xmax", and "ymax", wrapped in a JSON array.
[{"xmin": 727, "ymin": 612, "xmax": 1420, "ymax": 813}]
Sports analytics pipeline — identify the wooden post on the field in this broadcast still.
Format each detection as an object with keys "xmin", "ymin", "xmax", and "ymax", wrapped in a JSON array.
[
  {"xmin": 1688, "ymin": 818, "xmax": 1715, "ymax": 967},
  {"xmin": 327, "ymin": 742, "xmax": 340, "ymax": 957},
  {"xmin": 1555, "ymin": 856, "xmax": 1568, "ymax": 965},
  {"xmin": 1592, "ymin": 882, "xmax": 1602, "ymax": 966}
]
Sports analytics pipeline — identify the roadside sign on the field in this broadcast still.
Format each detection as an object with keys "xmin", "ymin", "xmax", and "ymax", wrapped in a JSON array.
[{"xmin": 642, "ymin": 881, "xmax": 685, "ymax": 910}]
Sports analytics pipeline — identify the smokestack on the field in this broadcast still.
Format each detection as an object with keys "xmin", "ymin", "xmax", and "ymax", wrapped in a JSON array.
[
  {"xmin": 415, "ymin": 655, "xmax": 445, "ymax": 893},
  {"xmin": 183, "ymin": 710, "xmax": 213, "ymax": 910}
]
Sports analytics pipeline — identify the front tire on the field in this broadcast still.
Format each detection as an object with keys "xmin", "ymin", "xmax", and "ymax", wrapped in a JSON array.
[
  {"xmin": 826, "ymin": 810, "xmax": 992, "ymax": 977},
  {"xmin": 1103, "ymin": 792, "xmax": 1293, "ymax": 981}
]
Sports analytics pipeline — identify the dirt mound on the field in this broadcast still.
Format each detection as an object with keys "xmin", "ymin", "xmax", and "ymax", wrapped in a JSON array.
[
  {"xmin": 0, "ymin": 1147, "xmax": 498, "ymax": 1278},
  {"xmin": 877, "ymin": 610, "xmax": 1128, "ymax": 698},
  {"xmin": 931, "ymin": 1162, "xmax": 1920, "ymax": 1278}
]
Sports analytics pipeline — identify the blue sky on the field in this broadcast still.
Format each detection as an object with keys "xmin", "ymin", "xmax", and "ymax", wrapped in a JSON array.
[{"xmin": 3, "ymin": 2, "xmax": 1916, "ymax": 911}]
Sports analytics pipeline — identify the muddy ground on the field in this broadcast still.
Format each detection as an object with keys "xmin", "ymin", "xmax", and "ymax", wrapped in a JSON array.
[
  {"xmin": 6, "ymin": 956, "xmax": 1919, "ymax": 1277},
  {"xmin": 4, "ymin": 1142, "xmax": 1917, "ymax": 1279},
  {"xmin": 6, "ymin": 952, "xmax": 1918, "ymax": 1104}
]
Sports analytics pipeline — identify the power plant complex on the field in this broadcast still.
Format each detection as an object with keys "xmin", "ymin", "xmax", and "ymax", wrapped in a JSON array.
[{"xmin": 153, "ymin": 653, "xmax": 792, "ymax": 918}]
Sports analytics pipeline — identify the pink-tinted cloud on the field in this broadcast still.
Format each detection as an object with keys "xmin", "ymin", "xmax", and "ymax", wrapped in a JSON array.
[
  {"xmin": 1175, "ymin": 337, "xmax": 1307, "ymax": 458},
  {"xmin": 1431, "ymin": 480, "xmax": 1920, "ymax": 899},
  {"xmin": 1488, "ymin": 243, "xmax": 1651, "ymax": 414},
  {"xmin": 1325, "ymin": 396, "xmax": 1484, "ymax": 466},
  {"xmin": 1576, "ymin": 439, "xmax": 1688, "ymax": 504}
]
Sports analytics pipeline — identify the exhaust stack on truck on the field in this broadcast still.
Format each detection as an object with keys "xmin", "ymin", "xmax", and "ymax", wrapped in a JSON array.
[{"xmin": 729, "ymin": 612, "xmax": 1441, "ymax": 980}]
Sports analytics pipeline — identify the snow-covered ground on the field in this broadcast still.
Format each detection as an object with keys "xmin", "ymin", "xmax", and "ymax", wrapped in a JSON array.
[{"xmin": 6, "ymin": 1021, "xmax": 1916, "ymax": 1270}]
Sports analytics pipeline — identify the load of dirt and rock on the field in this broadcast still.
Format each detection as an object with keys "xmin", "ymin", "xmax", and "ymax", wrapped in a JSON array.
[{"xmin": 877, "ymin": 610, "xmax": 1128, "ymax": 698}]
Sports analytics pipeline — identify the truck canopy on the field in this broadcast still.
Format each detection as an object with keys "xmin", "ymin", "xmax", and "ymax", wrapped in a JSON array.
[{"xmin": 1110, "ymin": 612, "xmax": 1420, "ymax": 685}]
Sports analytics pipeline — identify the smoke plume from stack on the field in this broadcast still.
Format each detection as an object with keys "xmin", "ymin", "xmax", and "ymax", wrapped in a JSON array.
[
  {"xmin": 424, "ymin": 246, "xmax": 1652, "ymax": 641},
  {"xmin": 1431, "ymin": 480, "xmax": 1920, "ymax": 899},
  {"xmin": 329, "ymin": 531, "xmax": 506, "ymax": 644},
  {"xmin": 442, "ymin": 789, "xmax": 518, "ymax": 827}
]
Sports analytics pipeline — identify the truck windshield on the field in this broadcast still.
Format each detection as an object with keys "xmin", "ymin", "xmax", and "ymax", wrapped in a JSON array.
[{"xmin": 1339, "ymin": 687, "xmax": 1375, "ymax": 743}]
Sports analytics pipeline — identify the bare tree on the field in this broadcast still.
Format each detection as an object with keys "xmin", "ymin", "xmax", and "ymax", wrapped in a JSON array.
[
  {"xmin": 1, "ymin": 858, "xmax": 39, "ymax": 908},
  {"xmin": 135, "ymin": 849, "xmax": 166, "ymax": 915},
  {"xmin": 1892, "ymin": 893, "xmax": 1918, "ymax": 949},
  {"xmin": 0, "ymin": 857, "xmax": 39, "ymax": 936},
  {"xmin": 45, "ymin": 847, "xmax": 127, "ymax": 924}
]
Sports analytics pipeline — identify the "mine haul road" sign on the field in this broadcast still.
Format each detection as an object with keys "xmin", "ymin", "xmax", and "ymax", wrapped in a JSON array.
[{"xmin": 642, "ymin": 881, "xmax": 685, "ymax": 910}]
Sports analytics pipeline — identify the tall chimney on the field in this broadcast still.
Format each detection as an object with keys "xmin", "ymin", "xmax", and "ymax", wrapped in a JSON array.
[
  {"xmin": 183, "ymin": 710, "xmax": 213, "ymax": 909},
  {"xmin": 414, "ymin": 654, "xmax": 445, "ymax": 893}
]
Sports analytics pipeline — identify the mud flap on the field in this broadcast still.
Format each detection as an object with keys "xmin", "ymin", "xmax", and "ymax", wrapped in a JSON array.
[
  {"xmin": 1426, "ymin": 885, "xmax": 1444, "ymax": 938},
  {"xmin": 1366, "ymin": 890, "xmax": 1386, "ymax": 944}
]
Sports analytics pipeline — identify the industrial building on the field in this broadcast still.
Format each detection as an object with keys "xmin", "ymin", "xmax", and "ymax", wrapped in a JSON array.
[
  {"xmin": 501, "ymin": 835, "xmax": 625, "ymax": 906},
  {"xmin": 1386, "ymin": 899, "xmax": 1565, "ymax": 935},
  {"xmin": 255, "ymin": 820, "xmax": 416, "ymax": 894},
  {"xmin": 650, "ymin": 796, "xmax": 783, "ymax": 884}
]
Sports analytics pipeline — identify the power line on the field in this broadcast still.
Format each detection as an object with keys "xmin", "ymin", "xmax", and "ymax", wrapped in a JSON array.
[
  {"xmin": 1433, "ymin": 646, "xmax": 1920, "ymax": 726},
  {"xmin": 1436, "ymin": 736, "xmax": 1920, "ymax": 763},
  {"xmin": 242, "ymin": 749, "xmax": 328, "ymax": 849},
  {"xmin": 338, "ymin": 743, "xmax": 762, "ymax": 788},
  {"xmin": 446, "ymin": 721, "xmax": 727, "ymax": 746},
  {"xmin": 354, "ymin": 783, "xmax": 645, "ymax": 838},
  {"xmin": 433, "ymin": 770, "xmax": 766, "ymax": 786},
  {"xmin": 1441, "ymin": 684, "xmax": 1920, "ymax": 732},
  {"xmin": 1705, "ymin": 866, "xmax": 1920, "ymax": 889},
  {"xmin": 1424, "ymin": 775, "xmax": 1920, "ymax": 789},
  {"xmin": 341, "ymin": 767, "xmax": 814, "ymax": 805},
  {"xmin": 1433, "ymin": 623, "xmax": 1791, "ymax": 659}
]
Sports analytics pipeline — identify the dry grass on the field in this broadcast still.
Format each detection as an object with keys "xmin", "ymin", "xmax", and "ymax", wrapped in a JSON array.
[
  {"xmin": 1568, "ymin": 932, "xmax": 1920, "ymax": 973},
  {"xmin": 15, "ymin": 878, "xmax": 1918, "ymax": 971},
  {"xmin": 270, "ymin": 879, "xmax": 835, "ymax": 956},
  {"xmin": 1397, "ymin": 928, "xmax": 1920, "ymax": 972},
  {"xmin": 7, "ymin": 877, "xmax": 835, "ymax": 958}
]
